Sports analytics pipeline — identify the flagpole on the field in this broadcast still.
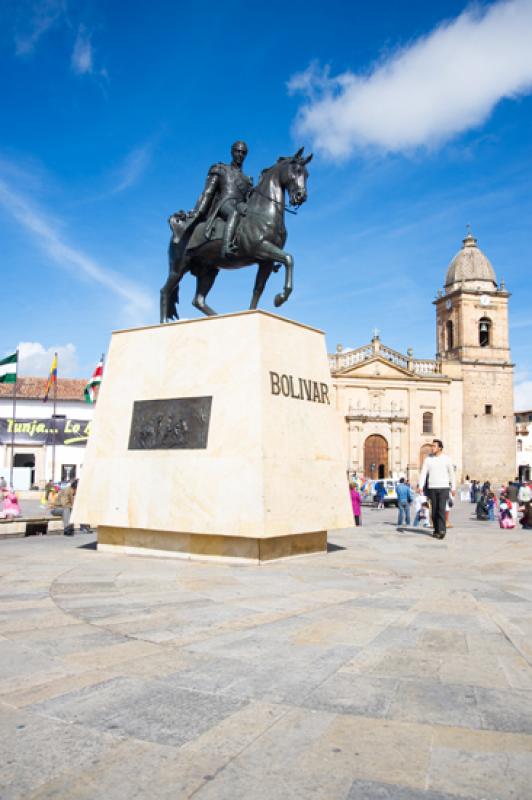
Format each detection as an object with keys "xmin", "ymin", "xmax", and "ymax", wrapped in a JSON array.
[
  {"xmin": 51, "ymin": 352, "xmax": 58, "ymax": 484},
  {"xmin": 9, "ymin": 348, "xmax": 18, "ymax": 489}
]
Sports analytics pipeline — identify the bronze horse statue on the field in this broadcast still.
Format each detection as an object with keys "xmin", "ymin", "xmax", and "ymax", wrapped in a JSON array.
[{"xmin": 160, "ymin": 147, "xmax": 312, "ymax": 321}]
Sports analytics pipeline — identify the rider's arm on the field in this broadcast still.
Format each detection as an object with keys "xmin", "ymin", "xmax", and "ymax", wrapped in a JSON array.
[{"xmin": 192, "ymin": 165, "xmax": 220, "ymax": 219}]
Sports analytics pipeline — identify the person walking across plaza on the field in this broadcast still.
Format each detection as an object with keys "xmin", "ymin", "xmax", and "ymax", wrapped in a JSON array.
[
  {"xmin": 396, "ymin": 478, "xmax": 413, "ymax": 527},
  {"xmin": 419, "ymin": 439, "xmax": 456, "ymax": 539}
]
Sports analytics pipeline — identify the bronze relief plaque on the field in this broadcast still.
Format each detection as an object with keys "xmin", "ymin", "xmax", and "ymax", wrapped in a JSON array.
[{"xmin": 128, "ymin": 397, "xmax": 212, "ymax": 450}]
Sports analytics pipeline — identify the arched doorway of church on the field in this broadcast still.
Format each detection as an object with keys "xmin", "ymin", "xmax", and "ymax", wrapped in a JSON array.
[
  {"xmin": 364, "ymin": 435, "xmax": 388, "ymax": 480},
  {"xmin": 419, "ymin": 444, "xmax": 432, "ymax": 469}
]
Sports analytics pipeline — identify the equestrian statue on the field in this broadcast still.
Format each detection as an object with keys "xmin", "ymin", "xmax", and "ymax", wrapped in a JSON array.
[{"xmin": 160, "ymin": 141, "xmax": 312, "ymax": 322}]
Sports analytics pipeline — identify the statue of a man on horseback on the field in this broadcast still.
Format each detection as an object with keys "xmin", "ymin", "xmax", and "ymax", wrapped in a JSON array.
[{"xmin": 161, "ymin": 143, "xmax": 312, "ymax": 323}]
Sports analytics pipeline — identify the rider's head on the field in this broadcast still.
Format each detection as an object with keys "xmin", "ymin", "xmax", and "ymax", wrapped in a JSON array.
[{"xmin": 231, "ymin": 140, "xmax": 248, "ymax": 166}]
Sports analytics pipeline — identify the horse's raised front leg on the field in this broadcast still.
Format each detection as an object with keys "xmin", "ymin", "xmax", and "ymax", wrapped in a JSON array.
[
  {"xmin": 192, "ymin": 268, "xmax": 219, "ymax": 316},
  {"xmin": 250, "ymin": 262, "xmax": 274, "ymax": 310},
  {"xmin": 256, "ymin": 242, "xmax": 293, "ymax": 308}
]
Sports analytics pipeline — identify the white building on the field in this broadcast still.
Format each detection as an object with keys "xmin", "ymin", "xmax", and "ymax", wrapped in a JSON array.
[
  {"xmin": 0, "ymin": 378, "xmax": 93, "ymax": 487},
  {"xmin": 516, "ymin": 410, "xmax": 532, "ymax": 482}
]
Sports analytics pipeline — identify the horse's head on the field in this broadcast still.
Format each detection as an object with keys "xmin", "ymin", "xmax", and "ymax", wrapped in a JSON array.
[{"xmin": 278, "ymin": 147, "xmax": 313, "ymax": 207}]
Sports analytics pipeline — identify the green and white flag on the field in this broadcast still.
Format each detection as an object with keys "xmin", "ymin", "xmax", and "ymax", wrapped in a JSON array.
[{"xmin": 0, "ymin": 352, "xmax": 17, "ymax": 384}]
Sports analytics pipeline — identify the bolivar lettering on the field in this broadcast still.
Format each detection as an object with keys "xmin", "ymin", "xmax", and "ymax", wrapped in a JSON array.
[{"xmin": 269, "ymin": 371, "xmax": 330, "ymax": 404}]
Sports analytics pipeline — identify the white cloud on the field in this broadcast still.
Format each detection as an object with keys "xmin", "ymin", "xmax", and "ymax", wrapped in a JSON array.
[
  {"xmin": 17, "ymin": 342, "xmax": 79, "ymax": 378},
  {"xmin": 515, "ymin": 380, "xmax": 532, "ymax": 410},
  {"xmin": 14, "ymin": 0, "xmax": 66, "ymax": 56},
  {"xmin": 0, "ymin": 174, "xmax": 152, "ymax": 319},
  {"xmin": 112, "ymin": 143, "xmax": 153, "ymax": 193},
  {"xmin": 71, "ymin": 25, "xmax": 93, "ymax": 75},
  {"xmin": 289, "ymin": 0, "xmax": 532, "ymax": 158}
]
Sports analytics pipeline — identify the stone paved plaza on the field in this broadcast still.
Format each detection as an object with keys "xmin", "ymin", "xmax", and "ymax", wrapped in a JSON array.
[{"xmin": 1, "ymin": 500, "xmax": 532, "ymax": 799}]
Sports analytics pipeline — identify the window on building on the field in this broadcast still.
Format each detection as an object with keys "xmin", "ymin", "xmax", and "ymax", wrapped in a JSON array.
[
  {"xmin": 446, "ymin": 320, "xmax": 454, "ymax": 350},
  {"xmin": 517, "ymin": 439, "xmax": 523, "ymax": 452},
  {"xmin": 485, "ymin": 404, "xmax": 493, "ymax": 415},
  {"xmin": 479, "ymin": 317, "xmax": 491, "ymax": 347},
  {"xmin": 422, "ymin": 411, "xmax": 433, "ymax": 433}
]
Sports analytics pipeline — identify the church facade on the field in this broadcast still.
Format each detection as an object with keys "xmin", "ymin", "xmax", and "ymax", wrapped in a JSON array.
[{"xmin": 329, "ymin": 232, "xmax": 515, "ymax": 485}]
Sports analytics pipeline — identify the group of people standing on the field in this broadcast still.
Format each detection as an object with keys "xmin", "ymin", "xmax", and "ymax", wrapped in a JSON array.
[
  {"xmin": 471, "ymin": 477, "xmax": 532, "ymax": 530},
  {"xmin": 349, "ymin": 438, "xmax": 456, "ymax": 539}
]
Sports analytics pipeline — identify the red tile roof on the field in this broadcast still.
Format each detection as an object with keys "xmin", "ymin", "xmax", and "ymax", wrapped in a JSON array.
[{"xmin": 0, "ymin": 378, "xmax": 86, "ymax": 401}]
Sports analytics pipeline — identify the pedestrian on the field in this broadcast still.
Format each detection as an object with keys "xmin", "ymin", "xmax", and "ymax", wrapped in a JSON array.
[
  {"xmin": 413, "ymin": 488, "xmax": 427, "ymax": 527},
  {"xmin": 476, "ymin": 493, "xmax": 489, "ymax": 520},
  {"xmin": 469, "ymin": 480, "xmax": 477, "ymax": 503},
  {"xmin": 396, "ymin": 477, "xmax": 413, "ymax": 527},
  {"xmin": 518, "ymin": 481, "xmax": 532, "ymax": 505},
  {"xmin": 375, "ymin": 481, "xmax": 386, "ymax": 509},
  {"xmin": 507, "ymin": 478, "xmax": 520, "ymax": 523},
  {"xmin": 499, "ymin": 499, "xmax": 515, "ymax": 529},
  {"xmin": 520, "ymin": 500, "xmax": 532, "ymax": 530},
  {"xmin": 420, "ymin": 502, "xmax": 431, "ymax": 527},
  {"xmin": 0, "ymin": 488, "xmax": 20, "ymax": 519},
  {"xmin": 445, "ymin": 496, "xmax": 454, "ymax": 528},
  {"xmin": 60, "ymin": 479, "xmax": 78, "ymax": 536},
  {"xmin": 0, "ymin": 476, "xmax": 6, "ymax": 492},
  {"xmin": 487, "ymin": 492, "xmax": 497, "ymax": 521},
  {"xmin": 418, "ymin": 439, "xmax": 456, "ymax": 540},
  {"xmin": 349, "ymin": 482, "xmax": 362, "ymax": 526}
]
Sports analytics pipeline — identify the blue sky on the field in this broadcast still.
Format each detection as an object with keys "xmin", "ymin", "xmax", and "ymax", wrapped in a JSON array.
[{"xmin": 1, "ymin": 0, "xmax": 531, "ymax": 404}]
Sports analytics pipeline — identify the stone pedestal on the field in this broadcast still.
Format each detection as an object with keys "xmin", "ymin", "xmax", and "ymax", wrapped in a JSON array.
[{"xmin": 73, "ymin": 310, "xmax": 352, "ymax": 562}]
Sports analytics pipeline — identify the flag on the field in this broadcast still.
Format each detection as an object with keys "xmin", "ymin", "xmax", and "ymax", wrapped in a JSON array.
[
  {"xmin": 0, "ymin": 352, "xmax": 17, "ymax": 384},
  {"xmin": 84, "ymin": 357, "xmax": 104, "ymax": 404},
  {"xmin": 43, "ymin": 354, "xmax": 58, "ymax": 402}
]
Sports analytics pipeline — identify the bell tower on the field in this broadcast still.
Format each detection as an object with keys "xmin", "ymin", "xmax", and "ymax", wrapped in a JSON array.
[{"xmin": 434, "ymin": 230, "xmax": 515, "ymax": 483}]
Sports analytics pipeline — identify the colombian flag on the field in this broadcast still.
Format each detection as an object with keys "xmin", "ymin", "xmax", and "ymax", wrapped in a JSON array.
[{"xmin": 43, "ymin": 353, "xmax": 58, "ymax": 402}]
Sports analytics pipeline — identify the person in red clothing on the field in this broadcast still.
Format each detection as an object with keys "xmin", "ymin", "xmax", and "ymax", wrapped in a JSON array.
[{"xmin": 349, "ymin": 482, "xmax": 362, "ymax": 527}]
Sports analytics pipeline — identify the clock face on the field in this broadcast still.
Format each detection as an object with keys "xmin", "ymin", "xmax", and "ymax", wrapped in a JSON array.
[
  {"xmin": 445, "ymin": 299, "xmax": 452, "ymax": 310},
  {"xmin": 480, "ymin": 294, "xmax": 491, "ymax": 306}
]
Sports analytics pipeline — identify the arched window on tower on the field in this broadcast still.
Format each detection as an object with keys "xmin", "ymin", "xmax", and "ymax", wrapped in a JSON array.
[
  {"xmin": 422, "ymin": 412, "xmax": 433, "ymax": 434},
  {"xmin": 479, "ymin": 317, "xmax": 491, "ymax": 347},
  {"xmin": 446, "ymin": 320, "xmax": 454, "ymax": 350}
]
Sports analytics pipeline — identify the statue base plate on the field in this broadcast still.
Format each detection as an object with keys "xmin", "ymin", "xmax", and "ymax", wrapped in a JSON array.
[
  {"xmin": 72, "ymin": 310, "xmax": 352, "ymax": 562},
  {"xmin": 98, "ymin": 527, "xmax": 327, "ymax": 564}
]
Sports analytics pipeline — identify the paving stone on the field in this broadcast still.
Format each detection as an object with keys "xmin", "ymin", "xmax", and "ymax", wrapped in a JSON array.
[
  {"xmin": 301, "ymin": 672, "xmax": 399, "ymax": 716},
  {"xmin": 346, "ymin": 779, "xmax": 475, "ymax": 799},
  {"xmin": 0, "ymin": 703, "xmax": 120, "ymax": 800},
  {"xmin": 32, "ymin": 675, "xmax": 248, "ymax": 747},
  {"xmin": 387, "ymin": 681, "xmax": 483, "ymax": 729},
  {"xmin": 474, "ymin": 686, "xmax": 532, "ymax": 733}
]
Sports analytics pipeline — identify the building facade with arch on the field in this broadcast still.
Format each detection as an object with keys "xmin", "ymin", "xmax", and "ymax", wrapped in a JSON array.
[{"xmin": 329, "ymin": 232, "xmax": 515, "ymax": 485}]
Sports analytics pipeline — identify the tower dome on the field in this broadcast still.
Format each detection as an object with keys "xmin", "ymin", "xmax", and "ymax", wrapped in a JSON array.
[{"xmin": 445, "ymin": 231, "xmax": 497, "ymax": 292}]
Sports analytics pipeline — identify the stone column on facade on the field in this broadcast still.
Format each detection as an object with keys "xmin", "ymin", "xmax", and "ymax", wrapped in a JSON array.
[
  {"xmin": 357, "ymin": 424, "xmax": 364, "ymax": 474},
  {"xmin": 407, "ymin": 387, "xmax": 417, "ymax": 479},
  {"xmin": 391, "ymin": 424, "xmax": 401, "ymax": 476},
  {"xmin": 348, "ymin": 421, "xmax": 357, "ymax": 473}
]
